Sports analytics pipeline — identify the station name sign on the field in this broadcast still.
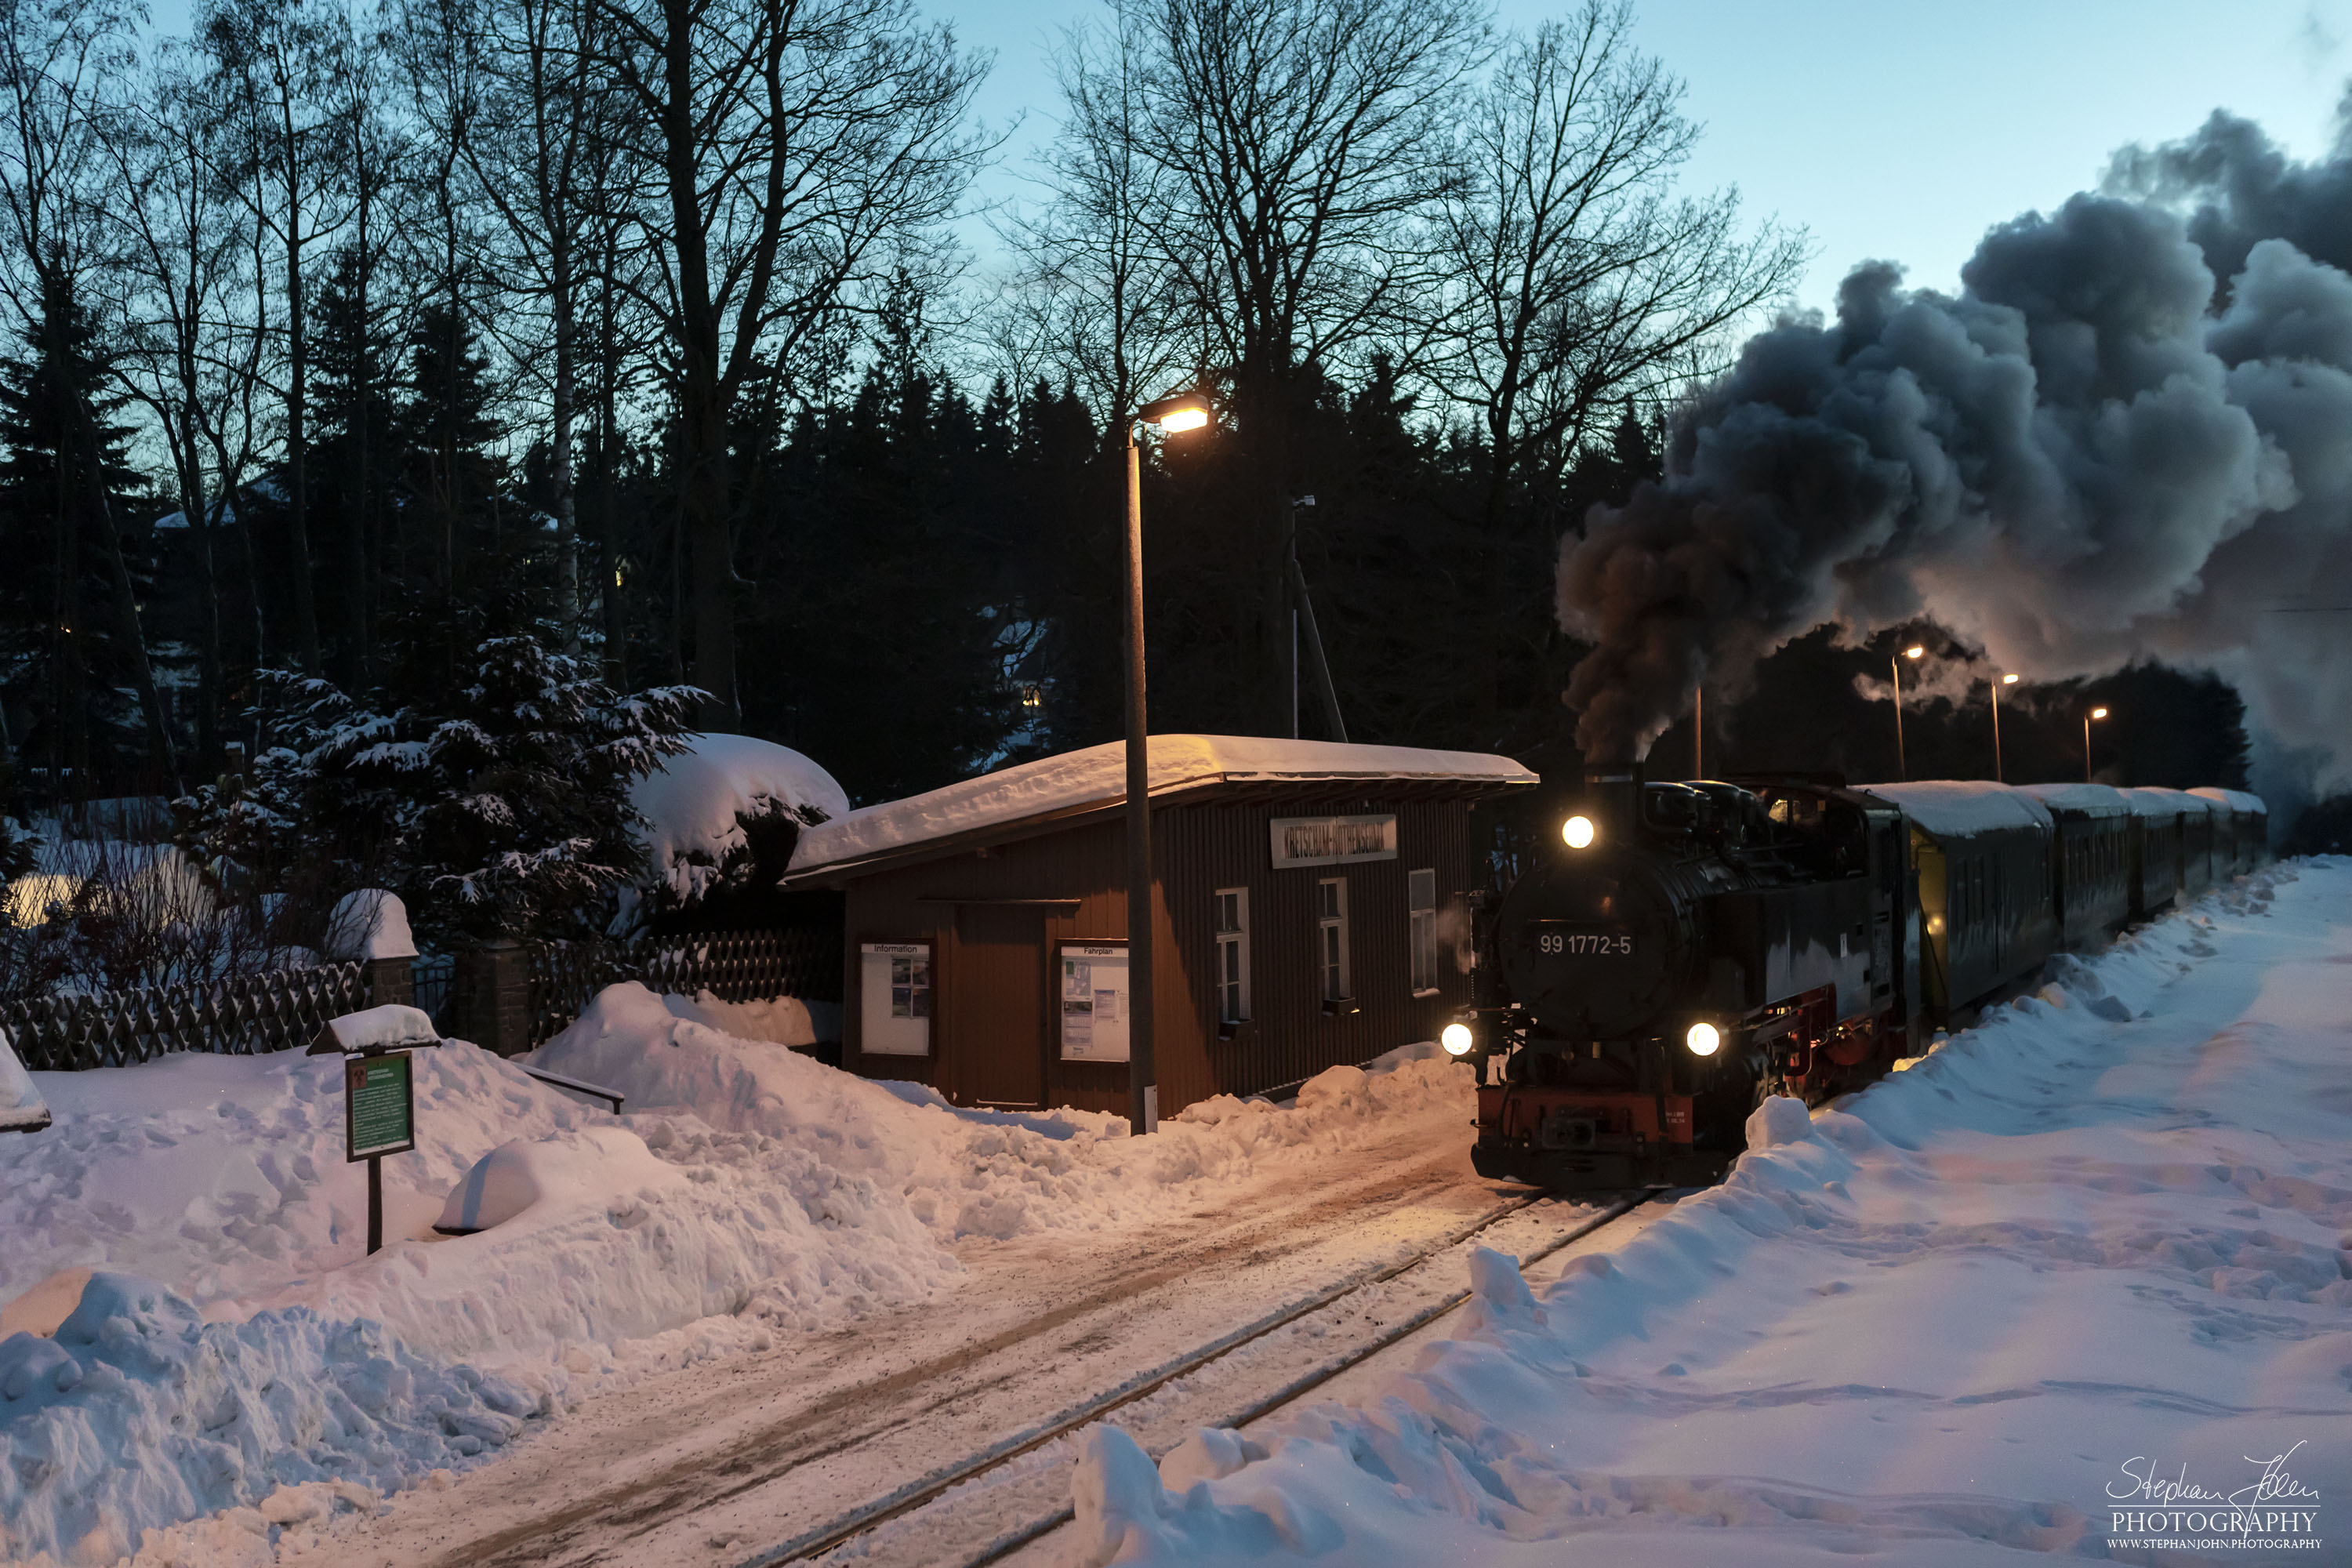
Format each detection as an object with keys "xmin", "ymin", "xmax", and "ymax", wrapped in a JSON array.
[{"xmin": 1270, "ymin": 813, "xmax": 1397, "ymax": 869}]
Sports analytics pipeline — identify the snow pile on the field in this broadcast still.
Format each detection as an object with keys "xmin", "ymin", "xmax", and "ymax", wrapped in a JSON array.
[
  {"xmin": 630, "ymin": 733, "xmax": 849, "ymax": 906},
  {"xmin": 1072, "ymin": 860, "xmax": 2352, "ymax": 1566},
  {"xmin": 0, "ymin": 1272, "xmax": 533, "ymax": 1566},
  {"xmin": 320, "ymin": 891, "xmax": 416, "ymax": 963},
  {"xmin": 313, "ymin": 1005, "xmax": 437, "ymax": 1054},
  {"xmin": 0, "ymin": 1029, "xmax": 47, "ymax": 1134},
  {"xmin": 786, "ymin": 735, "xmax": 1535, "ymax": 877},
  {"xmin": 532, "ymin": 985, "xmax": 1469, "ymax": 1243}
]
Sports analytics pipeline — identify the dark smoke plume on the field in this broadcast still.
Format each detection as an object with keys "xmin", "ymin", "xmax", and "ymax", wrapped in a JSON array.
[{"xmin": 1559, "ymin": 106, "xmax": 2352, "ymax": 799}]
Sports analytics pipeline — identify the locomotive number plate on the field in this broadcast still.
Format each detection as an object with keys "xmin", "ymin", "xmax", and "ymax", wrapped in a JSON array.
[{"xmin": 1530, "ymin": 927, "xmax": 1634, "ymax": 956}]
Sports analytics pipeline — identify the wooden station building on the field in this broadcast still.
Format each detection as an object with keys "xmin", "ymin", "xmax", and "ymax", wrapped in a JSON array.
[{"xmin": 779, "ymin": 735, "xmax": 1536, "ymax": 1116}]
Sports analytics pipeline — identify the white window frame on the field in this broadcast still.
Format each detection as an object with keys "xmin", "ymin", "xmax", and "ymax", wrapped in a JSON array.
[
  {"xmin": 1214, "ymin": 886, "xmax": 1251, "ymax": 1023},
  {"xmin": 1408, "ymin": 867, "xmax": 1439, "ymax": 996},
  {"xmin": 1316, "ymin": 877, "xmax": 1351, "ymax": 1002}
]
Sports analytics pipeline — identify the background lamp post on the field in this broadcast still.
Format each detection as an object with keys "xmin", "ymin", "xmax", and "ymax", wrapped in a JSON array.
[
  {"xmin": 1893, "ymin": 644, "xmax": 1924, "ymax": 779},
  {"xmin": 1119, "ymin": 390, "xmax": 1211, "ymax": 1135},
  {"xmin": 1992, "ymin": 671, "xmax": 2018, "ymax": 781},
  {"xmin": 2084, "ymin": 705, "xmax": 2109, "ymax": 782}
]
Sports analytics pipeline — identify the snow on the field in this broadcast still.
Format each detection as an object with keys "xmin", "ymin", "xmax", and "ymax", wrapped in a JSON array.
[
  {"xmin": 0, "ymin": 978, "xmax": 1472, "ymax": 1562},
  {"xmin": 2121, "ymin": 785, "xmax": 2194, "ymax": 819},
  {"xmin": 630, "ymin": 732, "xmax": 850, "ymax": 906},
  {"xmin": 0, "ymin": 1274, "xmax": 534, "ymax": 1566},
  {"xmin": 2016, "ymin": 780, "xmax": 2130, "ymax": 818},
  {"xmin": 1065, "ymin": 858, "xmax": 2349, "ymax": 1567},
  {"xmin": 311, "ymin": 1006, "xmax": 437, "ymax": 1054},
  {"xmin": 787, "ymin": 735, "xmax": 1538, "ymax": 879},
  {"xmin": 0, "ymin": 1028, "xmax": 48, "ymax": 1134},
  {"xmin": 2190, "ymin": 786, "xmax": 2267, "ymax": 818},
  {"xmin": 320, "ymin": 891, "xmax": 416, "ymax": 963},
  {"xmin": 1854, "ymin": 779, "xmax": 2053, "ymax": 837}
]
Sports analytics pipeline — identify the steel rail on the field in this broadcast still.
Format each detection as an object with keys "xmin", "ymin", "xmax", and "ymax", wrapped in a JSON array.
[{"xmin": 745, "ymin": 1185, "xmax": 1662, "ymax": 1568}]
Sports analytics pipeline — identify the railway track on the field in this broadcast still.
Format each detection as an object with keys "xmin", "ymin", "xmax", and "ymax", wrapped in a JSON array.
[{"xmin": 744, "ymin": 1185, "xmax": 1670, "ymax": 1568}]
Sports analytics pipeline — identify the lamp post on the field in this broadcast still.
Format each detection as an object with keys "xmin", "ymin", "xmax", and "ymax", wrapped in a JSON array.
[
  {"xmin": 2084, "ymin": 705, "xmax": 2108, "ymax": 783},
  {"xmin": 1893, "ymin": 644, "xmax": 1924, "ymax": 779},
  {"xmin": 1992, "ymin": 672, "xmax": 2018, "ymax": 782},
  {"xmin": 1120, "ymin": 390, "xmax": 1211, "ymax": 1136}
]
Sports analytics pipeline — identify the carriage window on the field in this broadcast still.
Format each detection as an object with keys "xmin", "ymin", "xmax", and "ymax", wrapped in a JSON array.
[
  {"xmin": 1214, "ymin": 887, "xmax": 1250, "ymax": 1023},
  {"xmin": 1317, "ymin": 877, "xmax": 1352, "ymax": 1001},
  {"xmin": 1408, "ymin": 869, "xmax": 1438, "ymax": 996}
]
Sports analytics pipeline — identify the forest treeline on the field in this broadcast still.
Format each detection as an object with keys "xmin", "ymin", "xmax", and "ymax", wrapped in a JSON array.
[{"xmin": 0, "ymin": 0, "xmax": 2249, "ymax": 825}]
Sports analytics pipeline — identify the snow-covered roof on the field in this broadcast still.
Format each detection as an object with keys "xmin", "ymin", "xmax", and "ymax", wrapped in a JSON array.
[
  {"xmin": 633, "ymin": 733, "xmax": 851, "ymax": 905},
  {"xmin": 786, "ymin": 735, "xmax": 1537, "ymax": 881},
  {"xmin": 1856, "ymin": 780, "xmax": 2053, "ymax": 839},
  {"xmin": 2017, "ymin": 782, "xmax": 2130, "ymax": 819},
  {"xmin": 2119, "ymin": 787, "xmax": 2191, "ymax": 820},
  {"xmin": 2188, "ymin": 787, "xmax": 2266, "ymax": 817}
]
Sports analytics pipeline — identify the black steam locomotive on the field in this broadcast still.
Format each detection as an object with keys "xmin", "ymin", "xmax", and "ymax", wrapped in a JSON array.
[{"xmin": 1453, "ymin": 766, "xmax": 2268, "ymax": 1192}]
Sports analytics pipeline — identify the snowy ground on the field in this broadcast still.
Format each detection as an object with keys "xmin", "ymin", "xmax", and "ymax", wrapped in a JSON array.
[
  {"xmin": 1062, "ymin": 858, "xmax": 2351, "ymax": 1566},
  {"xmin": 0, "ymin": 982, "xmax": 1476, "ymax": 1566}
]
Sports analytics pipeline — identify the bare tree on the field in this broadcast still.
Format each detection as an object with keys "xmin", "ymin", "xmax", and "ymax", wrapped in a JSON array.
[
  {"xmin": 1102, "ymin": 0, "xmax": 1488, "ymax": 731},
  {"xmin": 202, "ymin": 0, "xmax": 358, "ymax": 674},
  {"xmin": 0, "ymin": 0, "xmax": 181, "ymax": 793},
  {"xmin": 96, "ymin": 38, "xmax": 279, "ymax": 775},
  {"xmin": 1440, "ymin": 5, "xmax": 1802, "ymax": 528},
  {"xmin": 585, "ymin": 0, "xmax": 985, "ymax": 724},
  {"xmin": 1431, "ymin": 5, "xmax": 1802, "ymax": 746}
]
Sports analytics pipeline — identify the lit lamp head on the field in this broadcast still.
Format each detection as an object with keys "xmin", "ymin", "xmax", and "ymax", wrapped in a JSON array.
[
  {"xmin": 1138, "ymin": 390, "xmax": 1211, "ymax": 434},
  {"xmin": 2002, "ymin": 673, "xmax": 2020, "ymax": 686},
  {"xmin": 1562, "ymin": 815, "xmax": 1595, "ymax": 850},
  {"xmin": 1441, "ymin": 1022, "xmax": 1475, "ymax": 1057},
  {"xmin": 1685, "ymin": 1021, "xmax": 1721, "ymax": 1057},
  {"xmin": 2090, "ymin": 706, "xmax": 2109, "ymax": 720},
  {"xmin": 1904, "ymin": 645, "xmax": 1925, "ymax": 660}
]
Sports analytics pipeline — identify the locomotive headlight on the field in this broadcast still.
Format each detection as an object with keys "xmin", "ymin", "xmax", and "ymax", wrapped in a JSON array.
[
  {"xmin": 1685, "ymin": 1022, "xmax": 1722, "ymax": 1057},
  {"xmin": 1563, "ymin": 815, "xmax": 1595, "ymax": 849},
  {"xmin": 1441, "ymin": 1022, "xmax": 1475, "ymax": 1056}
]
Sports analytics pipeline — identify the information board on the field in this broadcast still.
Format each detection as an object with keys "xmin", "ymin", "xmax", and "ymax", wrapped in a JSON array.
[
  {"xmin": 860, "ymin": 941, "xmax": 932, "ymax": 1056},
  {"xmin": 345, "ymin": 1051, "xmax": 415, "ymax": 1161},
  {"xmin": 1058, "ymin": 943, "xmax": 1131, "ymax": 1063}
]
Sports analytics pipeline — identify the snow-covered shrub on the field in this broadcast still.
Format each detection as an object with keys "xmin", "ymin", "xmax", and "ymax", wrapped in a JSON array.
[
  {"xmin": 622, "ymin": 733, "xmax": 848, "ymax": 930},
  {"xmin": 174, "ymin": 633, "xmax": 702, "ymax": 948}
]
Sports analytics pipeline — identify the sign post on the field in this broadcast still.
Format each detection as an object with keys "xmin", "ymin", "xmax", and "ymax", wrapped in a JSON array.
[{"xmin": 344, "ymin": 1051, "xmax": 417, "ymax": 1256}]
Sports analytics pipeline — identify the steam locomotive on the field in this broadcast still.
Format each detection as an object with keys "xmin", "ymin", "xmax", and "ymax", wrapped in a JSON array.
[{"xmin": 1449, "ymin": 767, "xmax": 2269, "ymax": 1192}]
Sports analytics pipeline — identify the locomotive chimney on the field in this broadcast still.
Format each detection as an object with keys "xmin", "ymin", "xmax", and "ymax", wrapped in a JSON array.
[{"xmin": 1581, "ymin": 759, "xmax": 1644, "ymax": 843}]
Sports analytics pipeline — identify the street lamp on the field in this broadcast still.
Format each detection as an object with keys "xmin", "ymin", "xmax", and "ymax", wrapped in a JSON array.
[
  {"xmin": 1120, "ymin": 389, "xmax": 1213, "ymax": 1136},
  {"xmin": 1893, "ymin": 644, "xmax": 1924, "ymax": 779},
  {"xmin": 2084, "ymin": 706, "xmax": 2109, "ymax": 783},
  {"xmin": 1992, "ymin": 672, "xmax": 2019, "ymax": 782}
]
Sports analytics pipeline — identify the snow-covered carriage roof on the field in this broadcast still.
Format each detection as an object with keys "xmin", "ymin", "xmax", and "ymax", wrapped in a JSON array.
[
  {"xmin": 1854, "ymin": 780, "xmax": 2053, "ymax": 839},
  {"xmin": 2188, "ymin": 787, "xmax": 2266, "ymax": 817},
  {"xmin": 2120, "ymin": 786, "xmax": 2192, "ymax": 819},
  {"xmin": 2017, "ymin": 782, "xmax": 2131, "ymax": 819},
  {"xmin": 783, "ymin": 735, "xmax": 1537, "ymax": 883}
]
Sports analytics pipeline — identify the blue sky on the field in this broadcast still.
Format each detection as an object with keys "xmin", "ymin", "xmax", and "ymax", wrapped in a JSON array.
[{"xmin": 950, "ymin": 0, "xmax": 2350, "ymax": 313}]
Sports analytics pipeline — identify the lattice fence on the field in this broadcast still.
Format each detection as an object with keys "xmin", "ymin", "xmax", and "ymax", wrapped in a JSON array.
[
  {"xmin": 527, "ymin": 926, "xmax": 840, "ymax": 1048},
  {"xmin": 1, "ymin": 962, "xmax": 371, "ymax": 1072}
]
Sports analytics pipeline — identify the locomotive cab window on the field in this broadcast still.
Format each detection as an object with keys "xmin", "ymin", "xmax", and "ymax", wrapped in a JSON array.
[
  {"xmin": 1408, "ymin": 868, "xmax": 1439, "ymax": 996},
  {"xmin": 1214, "ymin": 887, "xmax": 1251, "ymax": 1023},
  {"xmin": 1316, "ymin": 877, "xmax": 1352, "ymax": 1002}
]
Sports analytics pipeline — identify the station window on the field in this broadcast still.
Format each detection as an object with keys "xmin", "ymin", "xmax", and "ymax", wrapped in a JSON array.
[
  {"xmin": 1214, "ymin": 887, "xmax": 1250, "ymax": 1022},
  {"xmin": 1408, "ymin": 868, "xmax": 1439, "ymax": 996},
  {"xmin": 1316, "ymin": 877, "xmax": 1351, "ymax": 1001}
]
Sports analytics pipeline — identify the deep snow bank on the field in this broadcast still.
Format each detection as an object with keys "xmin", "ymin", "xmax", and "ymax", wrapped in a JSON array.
[
  {"xmin": 0, "ymin": 1274, "xmax": 532, "ymax": 1566},
  {"xmin": 1070, "ymin": 861, "xmax": 2352, "ymax": 1566}
]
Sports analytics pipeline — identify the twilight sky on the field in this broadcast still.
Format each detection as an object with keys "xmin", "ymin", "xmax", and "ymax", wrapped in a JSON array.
[{"xmin": 951, "ymin": 0, "xmax": 2350, "ymax": 313}]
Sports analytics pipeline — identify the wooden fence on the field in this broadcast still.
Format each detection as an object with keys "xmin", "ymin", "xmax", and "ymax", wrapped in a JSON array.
[{"xmin": 2, "ymin": 925, "xmax": 840, "ymax": 1071}]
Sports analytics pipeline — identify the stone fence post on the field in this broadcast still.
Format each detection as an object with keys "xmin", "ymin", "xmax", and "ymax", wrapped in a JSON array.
[
  {"xmin": 456, "ymin": 939, "xmax": 532, "ymax": 1057},
  {"xmin": 363, "ymin": 956, "xmax": 416, "ymax": 1010}
]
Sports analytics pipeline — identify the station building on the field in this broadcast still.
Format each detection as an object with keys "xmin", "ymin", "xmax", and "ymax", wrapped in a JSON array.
[{"xmin": 779, "ymin": 735, "xmax": 1536, "ymax": 1116}]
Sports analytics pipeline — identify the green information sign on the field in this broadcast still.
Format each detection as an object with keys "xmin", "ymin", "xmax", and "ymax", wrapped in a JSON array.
[{"xmin": 346, "ymin": 1051, "xmax": 415, "ymax": 1162}]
